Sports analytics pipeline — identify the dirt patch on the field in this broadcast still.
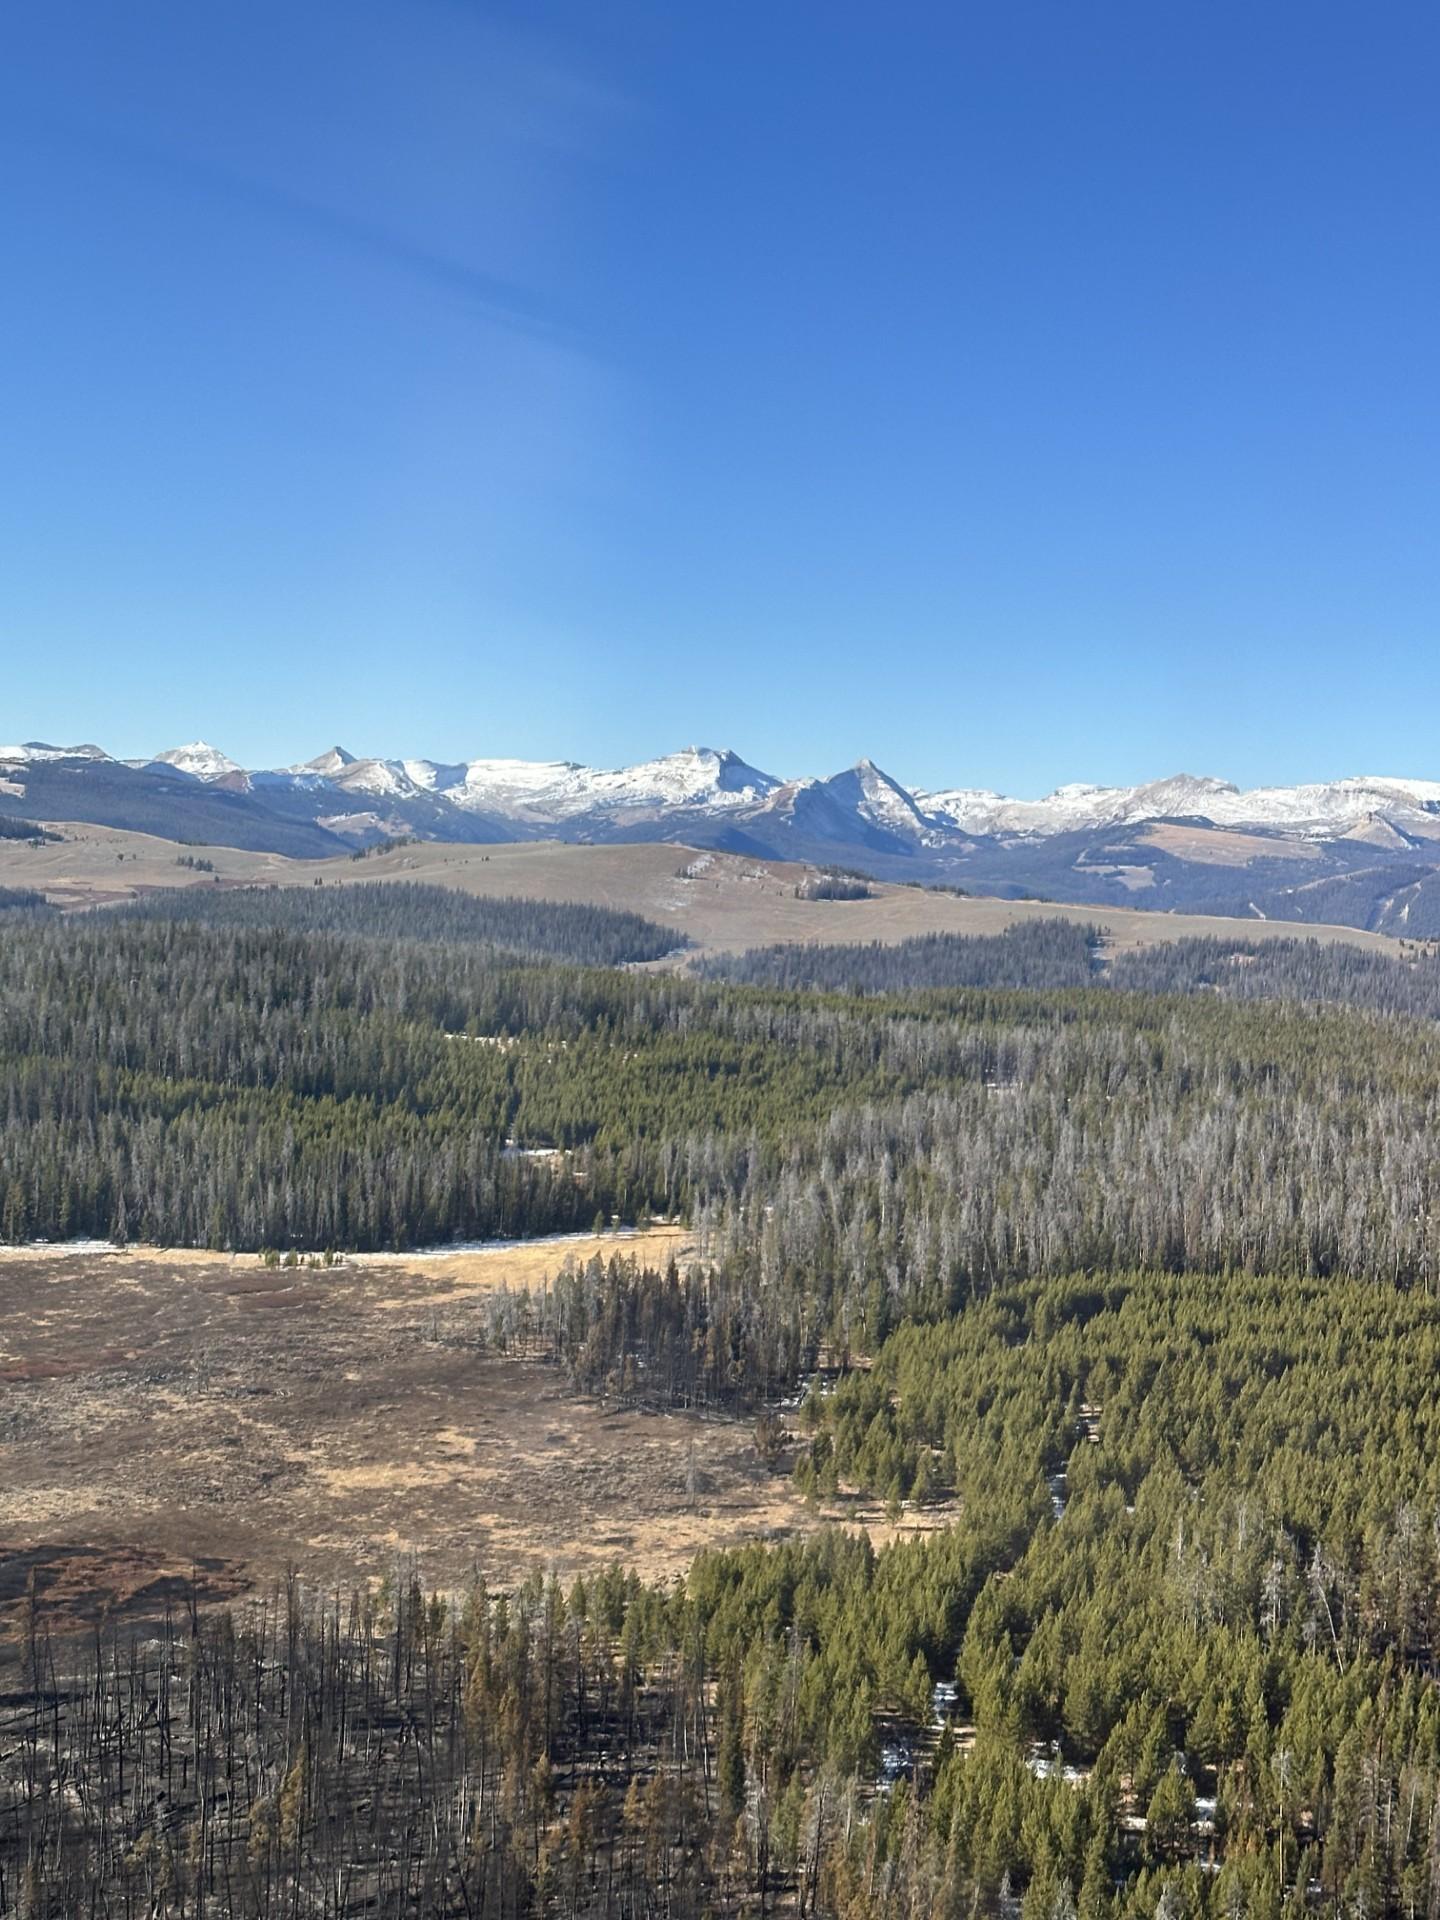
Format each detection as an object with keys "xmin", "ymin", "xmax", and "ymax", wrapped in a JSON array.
[
  {"xmin": 0, "ymin": 1231, "xmax": 907, "ymax": 1640},
  {"xmin": 0, "ymin": 1544, "xmax": 247, "ymax": 1634}
]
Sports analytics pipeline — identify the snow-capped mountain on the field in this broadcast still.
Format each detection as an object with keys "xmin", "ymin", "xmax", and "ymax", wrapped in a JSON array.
[
  {"xmin": 153, "ymin": 741, "xmax": 243, "ymax": 781},
  {"xmin": 12, "ymin": 736, "xmax": 1440, "ymax": 846},
  {"xmin": 919, "ymin": 771, "xmax": 1440, "ymax": 840},
  {"xmin": 409, "ymin": 745, "xmax": 778, "ymax": 820},
  {"xmin": 0, "ymin": 740, "xmax": 110, "ymax": 764},
  {"xmin": 269, "ymin": 745, "xmax": 780, "ymax": 824},
  {"xmin": 13, "ymin": 735, "xmax": 1440, "ymax": 932},
  {"xmin": 298, "ymin": 746, "xmax": 358, "ymax": 779}
]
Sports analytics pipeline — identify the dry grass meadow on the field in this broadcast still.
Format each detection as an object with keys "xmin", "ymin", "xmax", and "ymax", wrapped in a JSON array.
[
  {"xmin": 0, "ymin": 821, "xmax": 1400, "ymax": 958},
  {"xmin": 0, "ymin": 1229, "xmax": 943, "ymax": 1641}
]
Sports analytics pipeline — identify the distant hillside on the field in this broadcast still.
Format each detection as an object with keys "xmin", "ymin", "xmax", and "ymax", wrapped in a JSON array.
[
  {"xmin": 9, "ymin": 734, "xmax": 1440, "ymax": 932},
  {"xmin": 0, "ymin": 757, "xmax": 345, "ymax": 857},
  {"xmin": 0, "ymin": 828, "xmax": 1403, "ymax": 968}
]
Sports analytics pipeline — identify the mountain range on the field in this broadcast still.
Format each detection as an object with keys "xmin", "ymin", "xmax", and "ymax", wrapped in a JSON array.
[{"xmin": 9, "ymin": 737, "xmax": 1440, "ymax": 933}]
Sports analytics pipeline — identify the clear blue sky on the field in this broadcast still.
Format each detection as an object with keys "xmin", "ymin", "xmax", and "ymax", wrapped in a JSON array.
[{"xmin": 2, "ymin": 1, "xmax": 1437, "ymax": 795}]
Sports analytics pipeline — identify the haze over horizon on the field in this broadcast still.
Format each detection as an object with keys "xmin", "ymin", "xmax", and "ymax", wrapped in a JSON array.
[{"xmin": 4, "ymin": 1, "xmax": 1438, "ymax": 793}]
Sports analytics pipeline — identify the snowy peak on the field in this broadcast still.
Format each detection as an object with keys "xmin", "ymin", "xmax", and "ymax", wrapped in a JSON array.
[
  {"xmin": 12, "ymin": 731, "xmax": 1440, "ymax": 868},
  {"xmin": 1116, "ymin": 773, "xmax": 1241, "ymax": 824},
  {"xmin": 440, "ymin": 759, "xmax": 585, "ymax": 817},
  {"xmin": 920, "ymin": 782, "xmax": 1131, "ymax": 837},
  {"xmin": 0, "ymin": 741, "xmax": 111, "ymax": 765},
  {"xmin": 460, "ymin": 745, "xmax": 782, "ymax": 821},
  {"xmin": 154, "ymin": 741, "xmax": 241, "ymax": 780},
  {"xmin": 916, "ymin": 770, "xmax": 1440, "ymax": 840},
  {"xmin": 329, "ymin": 757, "xmax": 426, "ymax": 800},
  {"xmin": 823, "ymin": 759, "xmax": 936, "ymax": 842},
  {"xmin": 596, "ymin": 745, "xmax": 778, "ymax": 810},
  {"xmin": 399, "ymin": 758, "xmax": 472, "ymax": 794},
  {"xmin": 302, "ymin": 746, "xmax": 358, "ymax": 777},
  {"xmin": 258, "ymin": 744, "xmax": 781, "ymax": 821},
  {"xmin": 142, "ymin": 734, "xmax": 1363, "ymax": 844}
]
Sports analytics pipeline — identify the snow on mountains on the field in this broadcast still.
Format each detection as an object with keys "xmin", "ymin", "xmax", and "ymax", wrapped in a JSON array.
[
  {"xmin": 7, "ymin": 737, "xmax": 1440, "ymax": 846},
  {"xmin": 132, "ymin": 744, "xmax": 1440, "ymax": 844},
  {"xmin": 310, "ymin": 744, "xmax": 780, "ymax": 820},
  {"xmin": 153, "ymin": 741, "xmax": 243, "ymax": 781},
  {"xmin": 0, "ymin": 740, "xmax": 110, "ymax": 764},
  {"xmin": 14, "ymin": 735, "xmax": 1440, "ymax": 928},
  {"xmin": 919, "ymin": 772, "xmax": 1440, "ymax": 839},
  {"xmin": 960, "ymin": 773, "xmax": 1440, "ymax": 851}
]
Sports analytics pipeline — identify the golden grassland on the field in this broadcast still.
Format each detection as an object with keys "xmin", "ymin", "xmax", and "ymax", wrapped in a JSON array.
[
  {"xmin": 0, "ymin": 821, "xmax": 1399, "ymax": 958},
  {"xmin": 0, "ymin": 1229, "xmax": 951, "ymax": 1637}
]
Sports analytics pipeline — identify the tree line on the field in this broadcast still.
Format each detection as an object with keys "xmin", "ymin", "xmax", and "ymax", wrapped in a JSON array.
[
  {"xmin": 0, "ymin": 817, "xmax": 59, "ymax": 844},
  {"xmin": 697, "ymin": 920, "xmax": 1100, "ymax": 992},
  {"xmin": 698, "ymin": 918, "xmax": 1440, "ymax": 1022},
  {"xmin": 118, "ymin": 879, "xmax": 684, "ymax": 966},
  {"xmin": 10, "ymin": 918, "xmax": 1440, "ymax": 1295}
]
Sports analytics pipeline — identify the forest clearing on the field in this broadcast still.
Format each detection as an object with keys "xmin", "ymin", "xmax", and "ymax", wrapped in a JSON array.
[{"xmin": 0, "ymin": 1234, "xmax": 945, "ymax": 1649}]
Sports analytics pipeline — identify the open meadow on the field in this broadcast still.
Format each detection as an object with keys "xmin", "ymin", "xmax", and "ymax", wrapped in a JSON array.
[
  {"xmin": 0, "ymin": 1229, "xmax": 943, "ymax": 1649},
  {"xmin": 0, "ymin": 820, "xmax": 1403, "ymax": 958}
]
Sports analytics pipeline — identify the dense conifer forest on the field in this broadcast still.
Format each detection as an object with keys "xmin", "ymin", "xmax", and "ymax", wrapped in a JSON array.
[
  {"xmin": 701, "ymin": 921, "xmax": 1440, "ymax": 1017},
  {"xmin": 1110, "ymin": 933, "xmax": 1440, "ymax": 1019},
  {"xmin": 119, "ymin": 880, "xmax": 685, "ymax": 965},
  {"xmin": 0, "ymin": 887, "xmax": 48, "ymax": 914},
  {"xmin": 697, "ymin": 921, "xmax": 1101, "ymax": 991},
  {"xmin": 8, "ymin": 901, "xmax": 1440, "ymax": 1914},
  {"xmin": 8, "ymin": 912, "xmax": 1440, "ymax": 1272}
]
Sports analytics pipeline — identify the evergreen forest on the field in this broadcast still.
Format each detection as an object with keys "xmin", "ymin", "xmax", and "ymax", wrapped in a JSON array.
[{"xmin": 6, "ymin": 897, "xmax": 1440, "ymax": 1917}]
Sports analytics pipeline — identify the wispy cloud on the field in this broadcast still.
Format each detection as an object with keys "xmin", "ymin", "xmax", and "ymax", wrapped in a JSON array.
[
  {"xmin": 46, "ymin": 119, "xmax": 581, "ymax": 347},
  {"xmin": 4, "ymin": 0, "xmax": 625, "ymax": 347}
]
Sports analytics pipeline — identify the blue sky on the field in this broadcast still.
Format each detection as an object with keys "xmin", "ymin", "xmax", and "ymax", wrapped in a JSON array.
[{"xmin": 2, "ymin": 1, "xmax": 1437, "ymax": 796}]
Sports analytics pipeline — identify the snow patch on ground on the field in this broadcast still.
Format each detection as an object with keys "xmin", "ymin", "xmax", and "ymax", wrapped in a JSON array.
[
  {"xmin": 0, "ymin": 1238, "xmax": 121, "ymax": 1258},
  {"xmin": 345, "ymin": 1227, "xmax": 660, "ymax": 1263}
]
